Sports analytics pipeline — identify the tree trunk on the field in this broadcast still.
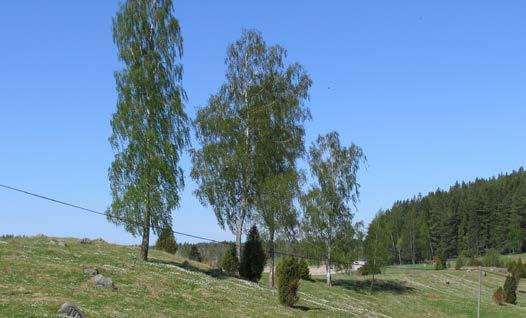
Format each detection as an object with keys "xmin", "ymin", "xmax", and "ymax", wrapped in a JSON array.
[
  {"xmin": 326, "ymin": 241, "xmax": 332, "ymax": 286},
  {"xmin": 139, "ymin": 209, "xmax": 150, "ymax": 261},
  {"xmin": 268, "ymin": 231, "xmax": 275, "ymax": 288},
  {"xmin": 235, "ymin": 207, "xmax": 246, "ymax": 260}
]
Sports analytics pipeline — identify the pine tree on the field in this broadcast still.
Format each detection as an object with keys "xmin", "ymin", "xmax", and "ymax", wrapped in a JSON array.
[
  {"xmin": 221, "ymin": 244, "xmax": 239, "ymax": 275},
  {"xmin": 239, "ymin": 225, "xmax": 266, "ymax": 282},
  {"xmin": 155, "ymin": 227, "xmax": 178, "ymax": 254},
  {"xmin": 455, "ymin": 256, "xmax": 464, "ymax": 270},
  {"xmin": 277, "ymin": 256, "xmax": 300, "ymax": 307}
]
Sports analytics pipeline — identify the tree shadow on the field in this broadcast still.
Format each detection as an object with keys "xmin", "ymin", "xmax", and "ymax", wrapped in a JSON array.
[
  {"xmin": 148, "ymin": 258, "xmax": 228, "ymax": 280},
  {"xmin": 292, "ymin": 304, "xmax": 322, "ymax": 311},
  {"xmin": 317, "ymin": 277, "xmax": 414, "ymax": 294}
]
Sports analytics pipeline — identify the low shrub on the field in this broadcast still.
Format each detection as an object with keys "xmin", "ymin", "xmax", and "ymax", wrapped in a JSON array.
[
  {"xmin": 467, "ymin": 256, "xmax": 482, "ymax": 267},
  {"xmin": 455, "ymin": 257, "xmax": 464, "ymax": 270},
  {"xmin": 277, "ymin": 256, "xmax": 300, "ymax": 307},
  {"xmin": 358, "ymin": 262, "xmax": 381, "ymax": 275},
  {"xmin": 493, "ymin": 287, "xmax": 504, "ymax": 305},
  {"xmin": 298, "ymin": 258, "xmax": 311, "ymax": 281},
  {"xmin": 221, "ymin": 244, "xmax": 239, "ymax": 275},
  {"xmin": 482, "ymin": 249, "xmax": 502, "ymax": 267},
  {"xmin": 155, "ymin": 227, "xmax": 178, "ymax": 254},
  {"xmin": 434, "ymin": 256, "xmax": 447, "ymax": 270}
]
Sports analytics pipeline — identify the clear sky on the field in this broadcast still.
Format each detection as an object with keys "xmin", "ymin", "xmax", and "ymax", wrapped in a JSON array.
[{"xmin": 1, "ymin": 1, "xmax": 525, "ymax": 244}]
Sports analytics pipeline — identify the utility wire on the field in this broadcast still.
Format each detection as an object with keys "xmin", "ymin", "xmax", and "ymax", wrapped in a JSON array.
[{"xmin": 0, "ymin": 183, "xmax": 353, "ymax": 266}]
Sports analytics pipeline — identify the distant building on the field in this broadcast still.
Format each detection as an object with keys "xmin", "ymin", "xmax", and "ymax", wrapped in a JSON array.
[{"xmin": 351, "ymin": 260, "xmax": 367, "ymax": 272}]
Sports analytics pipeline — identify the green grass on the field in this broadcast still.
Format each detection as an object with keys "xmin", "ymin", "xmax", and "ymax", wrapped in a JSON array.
[{"xmin": 1, "ymin": 236, "xmax": 526, "ymax": 317}]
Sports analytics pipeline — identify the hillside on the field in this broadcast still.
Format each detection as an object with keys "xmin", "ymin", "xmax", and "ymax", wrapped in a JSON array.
[{"xmin": 1, "ymin": 237, "xmax": 526, "ymax": 317}]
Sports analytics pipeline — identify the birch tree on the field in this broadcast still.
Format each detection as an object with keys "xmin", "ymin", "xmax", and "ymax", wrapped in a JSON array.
[
  {"xmin": 301, "ymin": 132, "xmax": 365, "ymax": 286},
  {"xmin": 191, "ymin": 29, "xmax": 311, "ymax": 258},
  {"xmin": 108, "ymin": 0, "xmax": 189, "ymax": 261}
]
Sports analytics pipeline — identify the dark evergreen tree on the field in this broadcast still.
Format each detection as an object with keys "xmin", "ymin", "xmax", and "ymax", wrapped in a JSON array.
[
  {"xmin": 188, "ymin": 245, "xmax": 202, "ymax": 262},
  {"xmin": 239, "ymin": 225, "xmax": 266, "ymax": 282},
  {"xmin": 221, "ymin": 244, "xmax": 239, "ymax": 275},
  {"xmin": 298, "ymin": 258, "xmax": 311, "ymax": 281},
  {"xmin": 454, "ymin": 256, "xmax": 464, "ymax": 270},
  {"xmin": 503, "ymin": 274, "xmax": 518, "ymax": 304},
  {"xmin": 155, "ymin": 227, "xmax": 178, "ymax": 254},
  {"xmin": 277, "ymin": 256, "xmax": 300, "ymax": 307}
]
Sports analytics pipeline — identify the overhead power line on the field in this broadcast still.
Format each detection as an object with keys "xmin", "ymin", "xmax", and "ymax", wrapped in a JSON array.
[{"xmin": 0, "ymin": 183, "xmax": 353, "ymax": 266}]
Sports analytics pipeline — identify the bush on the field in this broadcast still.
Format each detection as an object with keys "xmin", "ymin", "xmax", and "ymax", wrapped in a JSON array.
[
  {"xmin": 277, "ymin": 256, "xmax": 300, "ymax": 307},
  {"xmin": 298, "ymin": 258, "xmax": 311, "ymax": 281},
  {"xmin": 434, "ymin": 256, "xmax": 447, "ymax": 270},
  {"xmin": 155, "ymin": 227, "xmax": 178, "ymax": 254},
  {"xmin": 239, "ymin": 225, "xmax": 266, "ymax": 282},
  {"xmin": 482, "ymin": 249, "xmax": 502, "ymax": 267},
  {"xmin": 493, "ymin": 287, "xmax": 504, "ymax": 305},
  {"xmin": 467, "ymin": 256, "xmax": 482, "ymax": 267},
  {"xmin": 358, "ymin": 262, "xmax": 381, "ymax": 276},
  {"xmin": 221, "ymin": 244, "xmax": 239, "ymax": 275},
  {"xmin": 507, "ymin": 258, "xmax": 526, "ymax": 279},
  {"xmin": 455, "ymin": 257, "xmax": 464, "ymax": 270},
  {"xmin": 188, "ymin": 245, "xmax": 202, "ymax": 262},
  {"xmin": 503, "ymin": 274, "xmax": 518, "ymax": 304}
]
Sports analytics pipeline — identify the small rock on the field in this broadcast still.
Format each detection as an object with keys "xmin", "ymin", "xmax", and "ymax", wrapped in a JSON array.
[
  {"xmin": 58, "ymin": 302, "xmax": 86, "ymax": 318},
  {"xmin": 78, "ymin": 238, "xmax": 91, "ymax": 245},
  {"xmin": 92, "ymin": 274, "xmax": 114, "ymax": 289},
  {"xmin": 83, "ymin": 266, "xmax": 98, "ymax": 276},
  {"xmin": 49, "ymin": 239, "xmax": 67, "ymax": 247}
]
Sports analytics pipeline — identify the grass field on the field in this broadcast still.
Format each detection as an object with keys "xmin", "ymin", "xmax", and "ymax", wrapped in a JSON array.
[{"xmin": 1, "ymin": 236, "xmax": 526, "ymax": 317}]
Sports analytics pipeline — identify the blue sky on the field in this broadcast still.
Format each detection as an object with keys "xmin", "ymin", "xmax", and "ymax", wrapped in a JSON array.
[{"xmin": 1, "ymin": 1, "xmax": 525, "ymax": 244}]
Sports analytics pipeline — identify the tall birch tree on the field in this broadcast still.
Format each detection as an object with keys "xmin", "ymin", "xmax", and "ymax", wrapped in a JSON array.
[
  {"xmin": 191, "ymin": 29, "xmax": 311, "ymax": 259},
  {"xmin": 301, "ymin": 132, "xmax": 365, "ymax": 286},
  {"xmin": 108, "ymin": 0, "xmax": 189, "ymax": 261}
]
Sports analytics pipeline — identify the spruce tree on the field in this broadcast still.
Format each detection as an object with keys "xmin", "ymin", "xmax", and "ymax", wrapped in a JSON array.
[
  {"xmin": 221, "ymin": 244, "xmax": 239, "ymax": 275},
  {"xmin": 239, "ymin": 225, "xmax": 266, "ymax": 282},
  {"xmin": 503, "ymin": 274, "xmax": 518, "ymax": 304},
  {"xmin": 155, "ymin": 227, "xmax": 178, "ymax": 254},
  {"xmin": 454, "ymin": 256, "xmax": 464, "ymax": 270},
  {"xmin": 188, "ymin": 245, "xmax": 202, "ymax": 262},
  {"xmin": 298, "ymin": 258, "xmax": 311, "ymax": 281}
]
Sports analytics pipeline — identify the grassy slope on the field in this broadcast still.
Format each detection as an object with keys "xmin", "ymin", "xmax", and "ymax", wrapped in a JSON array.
[{"xmin": 0, "ymin": 237, "xmax": 525, "ymax": 318}]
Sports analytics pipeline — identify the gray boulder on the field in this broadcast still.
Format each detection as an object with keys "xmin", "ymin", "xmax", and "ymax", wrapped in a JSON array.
[
  {"xmin": 58, "ymin": 302, "xmax": 86, "ymax": 318},
  {"xmin": 92, "ymin": 274, "xmax": 115, "ymax": 289},
  {"xmin": 83, "ymin": 266, "xmax": 98, "ymax": 276}
]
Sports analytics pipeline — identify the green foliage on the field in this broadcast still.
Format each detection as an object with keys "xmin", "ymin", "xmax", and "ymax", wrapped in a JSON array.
[
  {"xmin": 358, "ymin": 262, "xmax": 382, "ymax": 276},
  {"xmin": 434, "ymin": 256, "xmax": 447, "ymax": 270},
  {"xmin": 155, "ymin": 227, "xmax": 178, "ymax": 254},
  {"xmin": 108, "ymin": 0, "xmax": 189, "ymax": 261},
  {"xmin": 188, "ymin": 246, "xmax": 203, "ymax": 262},
  {"xmin": 277, "ymin": 256, "xmax": 300, "ymax": 307},
  {"xmin": 482, "ymin": 249, "xmax": 502, "ymax": 267},
  {"xmin": 191, "ymin": 29, "xmax": 311, "ymax": 257},
  {"xmin": 507, "ymin": 258, "xmax": 526, "ymax": 279},
  {"xmin": 503, "ymin": 274, "xmax": 518, "ymax": 304},
  {"xmin": 455, "ymin": 257, "xmax": 464, "ymax": 270},
  {"xmin": 493, "ymin": 287, "xmax": 504, "ymax": 305},
  {"xmin": 301, "ymin": 132, "xmax": 365, "ymax": 285},
  {"xmin": 298, "ymin": 258, "xmax": 311, "ymax": 281},
  {"xmin": 239, "ymin": 225, "xmax": 266, "ymax": 282},
  {"xmin": 364, "ymin": 169, "xmax": 526, "ymax": 264},
  {"xmin": 221, "ymin": 244, "xmax": 239, "ymax": 275},
  {"xmin": 467, "ymin": 256, "xmax": 482, "ymax": 267}
]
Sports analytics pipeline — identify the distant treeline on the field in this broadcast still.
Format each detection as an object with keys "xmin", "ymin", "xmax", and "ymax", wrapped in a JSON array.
[{"xmin": 368, "ymin": 168, "xmax": 526, "ymax": 264}]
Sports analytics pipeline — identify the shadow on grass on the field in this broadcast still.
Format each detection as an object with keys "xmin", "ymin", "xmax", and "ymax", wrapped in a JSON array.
[
  {"xmin": 292, "ymin": 304, "xmax": 322, "ymax": 311},
  {"xmin": 148, "ymin": 258, "xmax": 228, "ymax": 280},
  {"xmin": 315, "ymin": 277, "xmax": 414, "ymax": 294}
]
